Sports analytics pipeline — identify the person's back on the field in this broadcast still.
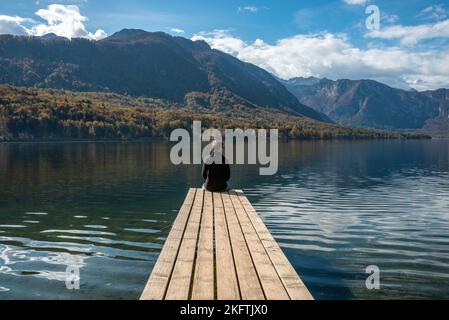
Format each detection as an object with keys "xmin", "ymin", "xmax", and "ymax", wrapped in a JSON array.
[{"xmin": 202, "ymin": 155, "xmax": 230, "ymax": 192}]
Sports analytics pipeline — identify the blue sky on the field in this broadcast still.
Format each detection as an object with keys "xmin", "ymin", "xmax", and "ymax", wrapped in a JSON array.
[
  {"xmin": 1, "ymin": 0, "xmax": 449, "ymax": 90},
  {"xmin": 0, "ymin": 0, "xmax": 444, "ymax": 43}
]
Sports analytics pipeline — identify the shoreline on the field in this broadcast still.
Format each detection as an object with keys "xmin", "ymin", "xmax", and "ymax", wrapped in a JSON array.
[{"xmin": 0, "ymin": 135, "xmax": 436, "ymax": 145}]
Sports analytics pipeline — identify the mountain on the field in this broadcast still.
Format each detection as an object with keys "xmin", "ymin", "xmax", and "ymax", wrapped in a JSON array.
[
  {"xmin": 283, "ymin": 76, "xmax": 322, "ymax": 87},
  {"xmin": 0, "ymin": 84, "xmax": 429, "ymax": 142},
  {"xmin": 40, "ymin": 33, "xmax": 67, "ymax": 41},
  {"xmin": 282, "ymin": 77, "xmax": 449, "ymax": 133},
  {"xmin": 0, "ymin": 29, "xmax": 329, "ymax": 123}
]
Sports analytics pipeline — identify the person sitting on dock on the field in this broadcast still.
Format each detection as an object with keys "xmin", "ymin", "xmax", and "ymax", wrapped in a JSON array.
[{"xmin": 202, "ymin": 141, "xmax": 230, "ymax": 192}]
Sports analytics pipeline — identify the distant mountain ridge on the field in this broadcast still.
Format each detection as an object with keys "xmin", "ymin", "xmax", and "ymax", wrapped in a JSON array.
[
  {"xmin": 40, "ymin": 33, "xmax": 64, "ymax": 41},
  {"xmin": 282, "ymin": 77, "xmax": 449, "ymax": 134},
  {"xmin": 0, "ymin": 29, "xmax": 329, "ymax": 123}
]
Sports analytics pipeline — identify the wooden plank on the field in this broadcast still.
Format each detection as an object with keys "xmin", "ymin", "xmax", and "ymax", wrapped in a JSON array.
[
  {"xmin": 142, "ymin": 188, "xmax": 312, "ymax": 301},
  {"xmin": 140, "ymin": 188, "xmax": 196, "ymax": 300},
  {"xmin": 234, "ymin": 190, "xmax": 314, "ymax": 300},
  {"xmin": 191, "ymin": 191, "xmax": 215, "ymax": 300},
  {"xmin": 213, "ymin": 192, "xmax": 240, "ymax": 300},
  {"xmin": 222, "ymin": 192, "xmax": 265, "ymax": 300},
  {"xmin": 229, "ymin": 191, "xmax": 290, "ymax": 300},
  {"xmin": 165, "ymin": 189, "xmax": 204, "ymax": 300}
]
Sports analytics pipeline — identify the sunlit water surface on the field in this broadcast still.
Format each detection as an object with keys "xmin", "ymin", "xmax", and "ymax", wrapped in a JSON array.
[{"xmin": 0, "ymin": 140, "xmax": 448, "ymax": 299}]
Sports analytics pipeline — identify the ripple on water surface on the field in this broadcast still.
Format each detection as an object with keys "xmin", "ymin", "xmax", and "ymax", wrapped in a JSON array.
[{"xmin": 0, "ymin": 140, "xmax": 448, "ymax": 299}]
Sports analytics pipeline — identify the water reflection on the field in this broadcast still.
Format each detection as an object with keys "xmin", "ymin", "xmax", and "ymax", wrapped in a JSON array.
[{"xmin": 0, "ymin": 140, "xmax": 448, "ymax": 299}]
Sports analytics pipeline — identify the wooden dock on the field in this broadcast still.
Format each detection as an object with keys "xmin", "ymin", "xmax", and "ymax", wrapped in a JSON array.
[{"xmin": 140, "ymin": 188, "xmax": 313, "ymax": 300}]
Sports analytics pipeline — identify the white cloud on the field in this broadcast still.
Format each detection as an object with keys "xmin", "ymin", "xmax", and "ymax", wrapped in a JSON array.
[
  {"xmin": 419, "ymin": 4, "xmax": 447, "ymax": 21},
  {"xmin": 192, "ymin": 29, "xmax": 449, "ymax": 91},
  {"xmin": 0, "ymin": 15, "xmax": 30, "ymax": 35},
  {"xmin": 0, "ymin": 4, "xmax": 106, "ymax": 40},
  {"xmin": 90, "ymin": 29, "xmax": 107, "ymax": 40},
  {"xmin": 32, "ymin": 4, "xmax": 106, "ymax": 40},
  {"xmin": 237, "ymin": 6, "xmax": 259, "ymax": 13},
  {"xmin": 343, "ymin": 0, "xmax": 366, "ymax": 5},
  {"xmin": 170, "ymin": 28, "xmax": 185, "ymax": 34},
  {"xmin": 382, "ymin": 13, "xmax": 399, "ymax": 25},
  {"xmin": 366, "ymin": 18, "xmax": 449, "ymax": 45}
]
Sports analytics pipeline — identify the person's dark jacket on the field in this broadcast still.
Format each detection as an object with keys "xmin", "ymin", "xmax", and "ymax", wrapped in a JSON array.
[{"xmin": 202, "ymin": 155, "xmax": 230, "ymax": 192}]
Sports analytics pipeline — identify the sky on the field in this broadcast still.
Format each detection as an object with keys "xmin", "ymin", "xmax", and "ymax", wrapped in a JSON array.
[{"xmin": 1, "ymin": 0, "xmax": 449, "ymax": 91}]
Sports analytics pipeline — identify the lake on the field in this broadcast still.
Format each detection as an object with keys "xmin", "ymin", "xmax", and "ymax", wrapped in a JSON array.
[{"xmin": 0, "ymin": 140, "xmax": 448, "ymax": 299}]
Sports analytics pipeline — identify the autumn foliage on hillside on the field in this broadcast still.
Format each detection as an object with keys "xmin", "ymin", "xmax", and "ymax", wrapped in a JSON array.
[{"xmin": 0, "ymin": 85, "xmax": 429, "ymax": 141}]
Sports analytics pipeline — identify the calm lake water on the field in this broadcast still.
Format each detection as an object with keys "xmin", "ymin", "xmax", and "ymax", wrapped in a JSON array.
[{"xmin": 0, "ymin": 140, "xmax": 448, "ymax": 300}]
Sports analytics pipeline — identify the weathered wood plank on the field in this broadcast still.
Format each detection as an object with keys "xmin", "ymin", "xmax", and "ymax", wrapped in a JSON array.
[
  {"xmin": 222, "ymin": 192, "xmax": 265, "ymax": 300},
  {"xmin": 140, "ymin": 188, "xmax": 196, "ymax": 300},
  {"xmin": 229, "ymin": 191, "xmax": 290, "ymax": 300},
  {"xmin": 142, "ymin": 188, "xmax": 313, "ymax": 301},
  {"xmin": 234, "ymin": 190, "xmax": 314, "ymax": 300},
  {"xmin": 214, "ymin": 192, "xmax": 240, "ymax": 300},
  {"xmin": 165, "ymin": 189, "xmax": 204, "ymax": 300},
  {"xmin": 191, "ymin": 190, "xmax": 215, "ymax": 300}
]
